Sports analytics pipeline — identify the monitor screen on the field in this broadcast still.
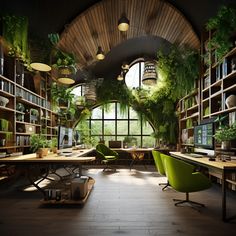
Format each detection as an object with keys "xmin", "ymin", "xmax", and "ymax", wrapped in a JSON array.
[
  {"xmin": 194, "ymin": 122, "xmax": 215, "ymax": 150},
  {"xmin": 58, "ymin": 126, "xmax": 73, "ymax": 150}
]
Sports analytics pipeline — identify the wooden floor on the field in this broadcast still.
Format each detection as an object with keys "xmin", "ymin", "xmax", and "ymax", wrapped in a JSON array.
[{"xmin": 0, "ymin": 165, "xmax": 236, "ymax": 236}]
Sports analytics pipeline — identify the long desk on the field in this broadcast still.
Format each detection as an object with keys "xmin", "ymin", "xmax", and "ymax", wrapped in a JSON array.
[
  {"xmin": 112, "ymin": 148, "xmax": 153, "ymax": 169},
  {"xmin": 170, "ymin": 152, "xmax": 236, "ymax": 222},
  {"xmin": 0, "ymin": 149, "xmax": 95, "ymax": 196}
]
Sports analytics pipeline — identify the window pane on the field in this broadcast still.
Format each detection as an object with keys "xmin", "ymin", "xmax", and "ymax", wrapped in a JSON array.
[
  {"xmin": 130, "ymin": 120, "xmax": 141, "ymax": 135},
  {"xmin": 130, "ymin": 108, "xmax": 138, "ymax": 119},
  {"xmin": 142, "ymin": 136, "xmax": 155, "ymax": 148},
  {"xmin": 142, "ymin": 123, "xmax": 154, "ymax": 135},
  {"xmin": 104, "ymin": 121, "xmax": 115, "ymax": 135},
  {"xmin": 71, "ymin": 86, "xmax": 82, "ymax": 96},
  {"xmin": 117, "ymin": 104, "xmax": 128, "ymax": 119},
  {"xmin": 104, "ymin": 136, "xmax": 115, "ymax": 145},
  {"xmin": 91, "ymin": 120, "xmax": 102, "ymax": 135},
  {"xmin": 91, "ymin": 107, "xmax": 102, "ymax": 119},
  {"xmin": 104, "ymin": 103, "xmax": 115, "ymax": 119},
  {"xmin": 125, "ymin": 63, "xmax": 140, "ymax": 89},
  {"xmin": 117, "ymin": 121, "xmax": 128, "ymax": 135}
]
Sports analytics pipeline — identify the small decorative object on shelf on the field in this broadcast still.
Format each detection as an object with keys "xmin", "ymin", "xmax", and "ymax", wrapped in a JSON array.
[
  {"xmin": 225, "ymin": 95, "xmax": 236, "ymax": 109},
  {"xmin": 0, "ymin": 96, "xmax": 9, "ymax": 107}
]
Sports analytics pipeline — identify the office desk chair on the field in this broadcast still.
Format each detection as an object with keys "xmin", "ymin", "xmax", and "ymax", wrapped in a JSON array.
[
  {"xmin": 152, "ymin": 150, "xmax": 169, "ymax": 190},
  {"xmin": 96, "ymin": 143, "xmax": 119, "ymax": 171},
  {"xmin": 165, "ymin": 155, "xmax": 212, "ymax": 208}
]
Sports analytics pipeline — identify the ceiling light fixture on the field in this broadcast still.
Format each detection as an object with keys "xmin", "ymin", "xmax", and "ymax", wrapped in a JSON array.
[
  {"xmin": 118, "ymin": 13, "xmax": 129, "ymax": 32},
  {"xmin": 142, "ymin": 60, "xmax": 157, "ymax": 86},
  {"xmin": 121, "ymin": 62, "xmax": 129, "ymax": 73},
  {"xmin": 30, "ymin": 62, "xmax": 51, "ymax": 72},
  {"xmin": 117, "ymin": 73, "xmax": 124, "ymax": 81},
  {"xmin": 57, "ymin": 65, "xmax": 76, "ymax": 85},
  {"xmin": 96, "ymin": 46, "xmax": 105, "ymax": 60}
]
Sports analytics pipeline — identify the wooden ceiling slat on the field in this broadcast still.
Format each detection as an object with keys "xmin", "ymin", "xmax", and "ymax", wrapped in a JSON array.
[{"xmin": 58, "ymin": 0, "xmax": 199, "ymax": 70}]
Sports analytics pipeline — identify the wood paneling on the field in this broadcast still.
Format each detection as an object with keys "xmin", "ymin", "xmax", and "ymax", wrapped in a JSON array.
[{"xmin": 58, "ymin": 0, "xmax": 200, "ymax": 70}]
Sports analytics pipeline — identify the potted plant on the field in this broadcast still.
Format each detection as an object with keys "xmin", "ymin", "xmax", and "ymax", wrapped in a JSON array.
[
  {"xmin": 30, "ymin": 134, "xmax": 50, "ymax": 158},
  {"xmin": 214, "ymin": 123, "xmax": 236, "ymax": 149},
  {"xmin": 51, "ymin": 82, "xmax": 74, "ymax": 108},
  {"xmin": 50, "ymin": 137, "xmax": 58, "ymax": 153}
]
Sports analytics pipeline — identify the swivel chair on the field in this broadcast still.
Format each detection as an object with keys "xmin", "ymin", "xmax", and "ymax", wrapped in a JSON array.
[
  {"xmin": 96, "ymin": 143, "xmax": 119, "ymax": 171},
  {"xmin": 152, "ymin": 150, "xmax": 169, "ymax": 190},
  {"xmin": 164, "ymin": 155, "xmax": 212, "ymax": 208}
]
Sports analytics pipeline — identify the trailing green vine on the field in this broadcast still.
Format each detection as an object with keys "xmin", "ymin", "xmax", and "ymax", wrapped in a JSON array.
[{"xmin": 206, "ymin": 5, "xmax": 236, "ymax": 61}]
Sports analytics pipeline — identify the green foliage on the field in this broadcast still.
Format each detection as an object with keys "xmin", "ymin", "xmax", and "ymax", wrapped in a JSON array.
[
  {"xmin": 157, "ymin": 45, "xmax": 199, "ymax": 100},
  {"xmin": 214, "ymin": 122, "xmax": 236, "ymax": 142},
  {"xmin": 48, "ymin": 33, "xmax": 77, "ymax": 68},
  {"xmin": 51, "ymin": 82, "xmax": 74, "ymax": 104},
  {"xmin": 30, "ymin": 134, "xmax": 50, "ymax": 152},
  {"xmin": 2, "ymin": 15, "xmax": 30, "ymax": 69},
  {"xmin": 50, "ymin": 137, "xmax": 58, "ymax": 148},
  {"xmin": 206, "ymin": 5, "xmax": 236, "ymax": 61},
  {"xmin": 96, "ymin": 79, "xmax": 132, "ymax": 107}
]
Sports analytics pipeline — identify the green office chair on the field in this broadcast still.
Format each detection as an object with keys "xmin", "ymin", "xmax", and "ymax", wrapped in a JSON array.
[
  {"xmin": 96, "ymin": 143, "xmax": 119, "ymax": 171},
  {"xmin": 164, "ymin": 155, "xmax": 212, "ymax": 208},
  {"xmin": 152, "ymin": 150, "xmax": 169, "ymax": 190}
]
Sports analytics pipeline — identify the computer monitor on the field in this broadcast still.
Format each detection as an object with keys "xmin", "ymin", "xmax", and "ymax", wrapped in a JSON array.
[
  {"xmin": 194, "ymin": 122, "xmax": 215, "ymax": 151},
  {"xmin": 58, "ymin": 126, "xmax": 73, "ymax": 150}
]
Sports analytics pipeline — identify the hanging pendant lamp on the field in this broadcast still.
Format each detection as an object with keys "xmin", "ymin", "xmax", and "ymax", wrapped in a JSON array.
[{"xmin": 142, "ymin": 60, "xmax": 157, "ymax": 86}]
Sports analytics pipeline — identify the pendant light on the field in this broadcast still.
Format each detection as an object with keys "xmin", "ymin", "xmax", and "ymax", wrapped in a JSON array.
[
  {"xmin": 118, "ymin": 13, "xmax": 129, "ymax": 32},
  {"xmin": 96, "ymin": 46, "xmax": 105, "ymax": 60},
  {"xmin": 30, "ymin": 62, "xmax": 51, "ymax": 72},
  {"xmin": 142, "ymin": 60, "xmax": 157, "ymax": 86},
  {"xmin": 57, "ymin": 65, "xmax": 76, "ymax": 85}
]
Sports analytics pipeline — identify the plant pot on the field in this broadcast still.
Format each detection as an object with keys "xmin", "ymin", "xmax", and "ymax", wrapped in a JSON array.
[
  {"xmin": 36, "ymin": 148, "xmax": 49, "ymax": 158},
  {"xmin": 221, "ymin": 141, "xmax": 231, "ymax": 150},
  {"xmin": 225, "ymin": 95, "xmax": 236, "ymax": 109},
  {"xmin": 51, "ymin": 147, "xmax": 58, "ymax": 154}
]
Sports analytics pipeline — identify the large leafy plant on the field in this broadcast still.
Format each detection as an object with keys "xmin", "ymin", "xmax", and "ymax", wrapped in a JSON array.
[{"xmin": 206, "ymin": 5, "xmax": 236, "ymax": 61}]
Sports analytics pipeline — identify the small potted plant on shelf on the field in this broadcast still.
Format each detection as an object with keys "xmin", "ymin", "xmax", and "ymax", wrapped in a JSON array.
[
  {"xmin": 214, "ymin": 122, "xmax": 236, "ymax": 150},
  {"xmin": 30, "ymin": 134, "xmax": 50, "ymax": 158}
]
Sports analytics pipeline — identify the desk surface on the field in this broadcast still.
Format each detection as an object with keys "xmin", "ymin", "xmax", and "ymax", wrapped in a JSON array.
[
  {"xmin": 112, "ymin": 148, "xmax": 153, "ymax": 152},
  {"xmin": 170, "ymin": 152, "xmax": 236, "ymax": 170},
  {"xmin": 0, "ymin": 148, "xmax": 95, "ymax": 164}
]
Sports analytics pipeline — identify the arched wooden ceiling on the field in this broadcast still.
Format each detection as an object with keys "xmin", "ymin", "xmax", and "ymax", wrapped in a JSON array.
[{"xmin": 58, "ymin": 0, "xmax": 200, "ymax": 71}]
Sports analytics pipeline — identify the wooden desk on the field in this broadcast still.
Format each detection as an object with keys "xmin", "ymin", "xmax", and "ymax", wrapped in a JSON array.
[
  {"xmin": 112, "ymin": 148, "xmax": 153, "ymax": 170},
  {"xmin": 170, "ymin": 151, "xmax": 236, "ymax": 222},
  {"xmin": 0, "ymin": 149, "xmax": 95, "ymax": 196}
]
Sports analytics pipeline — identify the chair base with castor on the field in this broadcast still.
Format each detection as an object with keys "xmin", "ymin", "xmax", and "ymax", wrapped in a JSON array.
[
  {"xmin": 159, "ymin": 181, "xmax": 169, "ymax": 191},
  {"xmin": 101, "ymin": 160, "xmax": 116, "ymax": 172},
  {"xmin": 173, "ymin": 192, "xmax": 205, "ymax": 209}
]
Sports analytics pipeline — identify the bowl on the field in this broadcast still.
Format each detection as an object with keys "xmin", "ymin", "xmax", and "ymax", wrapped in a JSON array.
[{"xmin": 0, "ymin": 96, "xmax": 9, "ymax": 107}]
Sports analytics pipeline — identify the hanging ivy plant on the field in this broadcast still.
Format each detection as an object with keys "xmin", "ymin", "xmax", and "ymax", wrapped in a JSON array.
[
  {"xmin": 157, "ymin": 45, "xmax": 199, "ymax": 100},
  {"xmin": 2, "ymin": 15, "xmax": 31, "ymax": 69},
  {"xmin": 206, "ymin": 5, "xmax": 236, "ymax": 61}
]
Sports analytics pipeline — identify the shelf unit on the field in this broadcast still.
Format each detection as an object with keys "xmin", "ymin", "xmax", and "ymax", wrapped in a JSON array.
[
  {"xmin": 199, "ymin": 30, "xmax": 236, "ymax": 190},
  {"xmin": 178, "ymin": 89, "xmax": 200, "ymax": 149},
  {"xmin": 201, "ymin": 31, "xmax": 236, "ymax": 123},
  {"xmin": 0, "ymin": 57, "xmax": 58, "ymax": 155}
]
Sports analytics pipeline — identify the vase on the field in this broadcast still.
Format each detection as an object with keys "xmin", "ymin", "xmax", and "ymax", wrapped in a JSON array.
[{"xmin": 225, "ymin": 95, "xmax": 236, "ymax": 109}]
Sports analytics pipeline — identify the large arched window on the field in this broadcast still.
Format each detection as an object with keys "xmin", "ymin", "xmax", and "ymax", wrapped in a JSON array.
[{"xmin": 75, "ymin": 102, "xmax": 154, "ymax": 148}]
